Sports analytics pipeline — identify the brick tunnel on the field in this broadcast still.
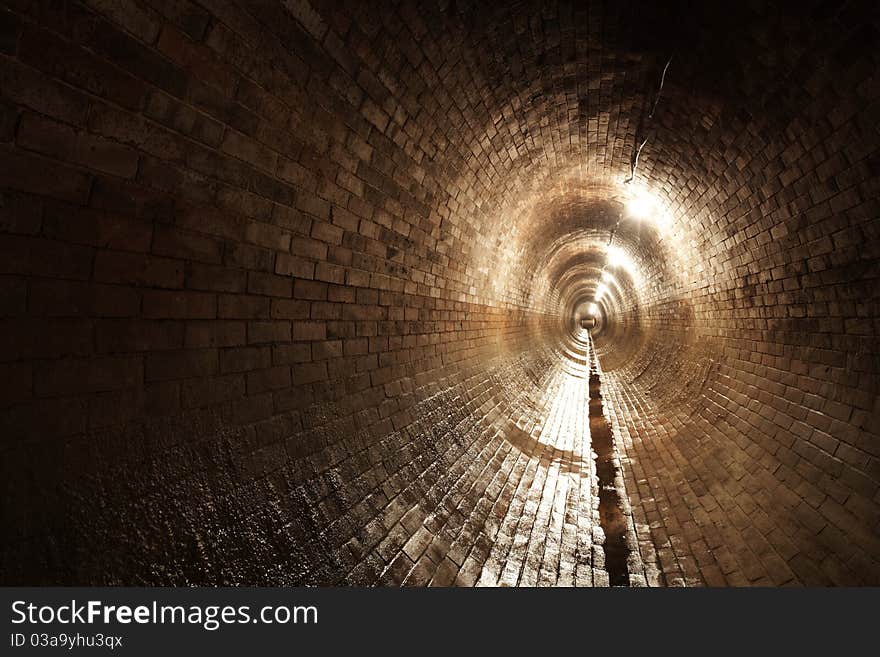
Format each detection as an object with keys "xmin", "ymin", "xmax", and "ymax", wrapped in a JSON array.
[{"xmin": 1, "ymin": 0, "xmax": 879, "ymax": 587}]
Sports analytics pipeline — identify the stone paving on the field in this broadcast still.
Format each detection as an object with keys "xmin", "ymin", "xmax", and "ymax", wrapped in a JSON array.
[
  {"xmin": 476, "ymin": 334, "xmax": 596, "ymax": 586},
  {"xmin": 365, "ymin": 330, "xmax": 640, "ymax": 587}
]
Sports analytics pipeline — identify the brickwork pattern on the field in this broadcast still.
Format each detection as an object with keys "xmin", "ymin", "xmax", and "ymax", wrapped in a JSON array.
[{"xmin": 0, "ymin": 0, "xmax": 877, "ymax": 584}]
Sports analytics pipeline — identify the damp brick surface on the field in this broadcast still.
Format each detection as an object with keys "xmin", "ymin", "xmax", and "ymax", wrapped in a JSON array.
[{"xmin": 0, "ymin": 0, "xmax": 878, "ymax": 585}]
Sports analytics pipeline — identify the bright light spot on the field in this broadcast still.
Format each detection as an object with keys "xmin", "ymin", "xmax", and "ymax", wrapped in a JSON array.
[
  {"xmin": 627, "ymin": 193, "xmax": 654, "ymax": 219},
  {"xmin": 606, "ymin": 246, "xmax": 642, "ymax": 285},
  {"xmin": 604, "ymin": 244, "xmax": 642, "ymax": 285},
  {"xmin": 588, "ymin": 303, "xmax": 599, "ymax": 316},
  {"xmin": 601, "ymin": 271, "xmax": 615, "ymax": 284},
  {"xmin": 595, "ymin": 283, "xmax": 610, "ymax": 301},
  {"xmin": 623, "ymin": 185, "xmax": 672, "ymax": 231},
  {"xmin": 606, "ymin": 245, "xmax": 628, "ymax": 269}
]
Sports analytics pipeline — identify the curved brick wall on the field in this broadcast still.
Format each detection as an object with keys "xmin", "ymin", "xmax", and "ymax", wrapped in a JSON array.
[{"xmin": 0, "ymin": 0, "xmax": 877, "ymax": 585}]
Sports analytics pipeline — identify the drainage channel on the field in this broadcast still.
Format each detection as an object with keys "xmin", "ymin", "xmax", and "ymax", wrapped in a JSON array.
[{"xmin": 587, "ymin": 335, "xmax": 630, "ymax": 587}]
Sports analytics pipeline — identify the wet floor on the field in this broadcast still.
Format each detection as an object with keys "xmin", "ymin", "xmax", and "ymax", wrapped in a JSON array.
[{"xmin": 475, "ymin": 330, "xmax": 631, "ymax": 586}]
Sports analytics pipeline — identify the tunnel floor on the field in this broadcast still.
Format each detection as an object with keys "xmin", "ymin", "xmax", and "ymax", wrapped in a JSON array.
[
  {"xmin": 397, "ymin": 327, "xmax": 873, "ymax": 588},
  {"xmin": 476, "ymin": 330, "xmax": 599, "ymax": 586},
  {"xmin": 402, "ymin": 330, "xmax": 639, "ymax": 587}
]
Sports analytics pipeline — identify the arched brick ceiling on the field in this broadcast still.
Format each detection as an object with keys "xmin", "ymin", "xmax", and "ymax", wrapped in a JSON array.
[
  {"xmin": 1, "ymin": 0, "xmax": 877, "ymax": 586},
  {"xmin": 320, "ymin": 0, "xmax": 866, "ymax": 362}
]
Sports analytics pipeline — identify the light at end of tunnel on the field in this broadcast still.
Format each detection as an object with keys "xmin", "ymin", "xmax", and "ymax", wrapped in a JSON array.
[{"xmin": 588, "ymin": 303, "xmax": 599, "ymax": 316}]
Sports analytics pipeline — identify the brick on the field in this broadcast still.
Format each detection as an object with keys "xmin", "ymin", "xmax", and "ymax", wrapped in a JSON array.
[
  {"xmin": 152, "ymin": 226, "xmax": 224, "ymax": 264},
  {"xmin": 34, "ymin": 356, "xmax": 142, "ymax": 395},
  {"xmin": 182, "ymin": 374, "xmax": 245, "ymax": 408},
  {"xmin": 185, "ymin": 320, "xmax": 246, "ymax": 348},
  {"xmin": 94, "ymin": 251, "xmax": 183, "ymax": 289},
  {"xmin": 0, "ymin": 98, "xmax": 17, "ymax": 142},
  {"xmin": 275, "ymin": 253, "xmax": 315, "ymax": 278},
  {"xmin": 156, "ymin": 25, "xmax": 236, "ymax": 95},
  {"xmin": 293, "ymin": 279, "xmax": 327, "ymax": 300},
  {"xmin": 312, "ymin": 340, "xmax": 343, "ymax": 360},
  {"xmin": 0, "ymin": 276, "xmax": 26, "ymax": 317},
  {"xmin": 43, "ymin": 205, "xmax": 153, "ymax": 252},
  {"xmin": 248, "ymin": 271, "xmax": 292, "ymax": 298},
  {"xmin": 143, "ymin": 290, "xmax": 216, "ymax": 319},
  {"xmin": 186, "ymin": 263, "xmax": 247, "ymax": 293},
  {"xmin": 315, "ymin": 262, "xmax": 346, "ymax": 284},
  {"xmin": 145, "ymin": 349, "xmax": 218, "ymax": 381},
  {"xmin": 218, "ymin": 294, "xmax": 270, "ymax": 319},
  {"xmin": 0, "ymin": 235, "xmax": 93, "ymax": 280},
  {"xmin": 311, "ymin": 220, "xmax": 343, "ymax": 245},
  {"xmin": 0, "ymin": 190, "xmax": 42, "ymax": 235},
  {"xmin": 19, "ymin": 26, "xmax": 148, "ymax": 110},
  {"xmin": 0, "ymin": 10, "xmax": 20, "ymax": 54},
  {"xmin": 220, "ymin": 346, "xmax": 272, "ymax": 374},
  {"xmin": 225, "ymin": 241, "xmax": 274, "ymax": 271},
  {"xmin": 88, "ymin": 102, "xmax": 185, "ymax": 163},
  {"xmin": 0, "ymin": 361, "xmax": 32, "ymax": 406},
  {"xmin": 145, "ymin": 91, "xmax": 224, "ymax": 147},
  {"xmin": 96, "ymin": 319, "xmax": 184, "ymax": 353},
  {"xmin": 226, "ymin": 391, "xmax": 273, "ymax": 426},
  {"xmin": 246, "ymin": 366, "xmax": 291, "ymax": 394},
  {"xmin": 222, "ymin": 130, "xmax": 277, "ymax": 173},
  {"xmin": 272, "ymin": 343, "xmax": 311, "ymax": 365},
  {"xmin": 0, "ymin": 145, "xmax": 91, "ymax": 203},
  {"xmin": 292, "ymin": 362, "xmax": 328, "ymax": 384},
  {"xmin": 148, "ymin": 0, "xmax": 211, "ymax": 40},
  {"xmin": 0, "ymin": 319, "xmax": 92, "ymax": 361},
  {"xmin": 245, "ymin": 221, "xmax": 290, "ymax": 251},
  {"xmin": 290, "ymin": 236, "xmax": 328, "ymax": 260},
  {"xmin": 277, "ymin": 158, "xmax": 318, "ymax": 190},
  {"xmin": 270, "ymin": 298, "xmax": 310, "ymax": 320},
  {"xmin": 248, "ymin": 320, "xmax": 290, "ymax": 344},
  {"xmin": 29, "ymin": 281, "xmax": 140, "ymax": 318},
  {"xmin": 88, "ymin": 19, "xmax": 187, "ymax": 98},
  {"xmin": 81, "ymin": 0, "xmax": 160, "ymax": 44},
  {"xmin": 1, "ymin": 397, "xmax": 88, "ymax": 439},
  {"xmin": 291, "ymin": 321, "xmax": 326, "ymax": 341},
  {"xmin": 0, "ymin": 58, "xmax": 89, "ymax": 125}
]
